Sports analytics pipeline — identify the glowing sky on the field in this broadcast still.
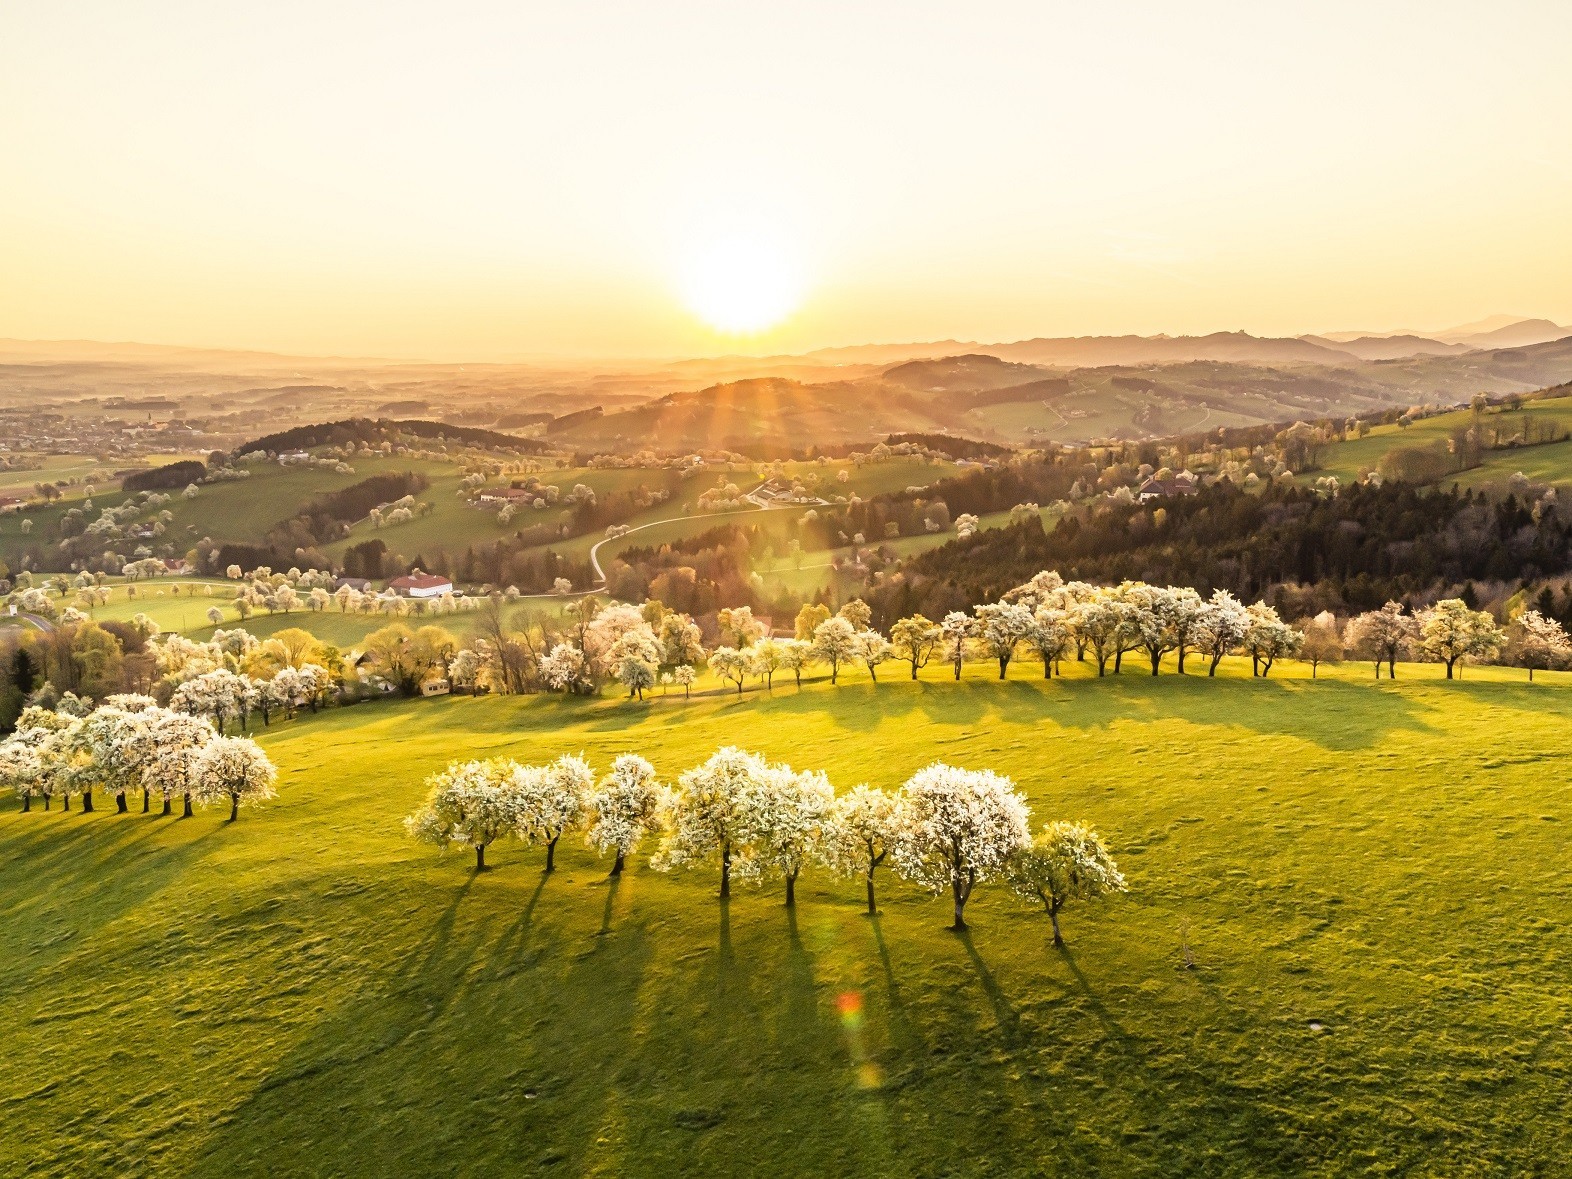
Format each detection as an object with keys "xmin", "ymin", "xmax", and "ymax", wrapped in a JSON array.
[{"xmin": 3, "ymin": 1, "xmax": 1569, "ymax": 359}]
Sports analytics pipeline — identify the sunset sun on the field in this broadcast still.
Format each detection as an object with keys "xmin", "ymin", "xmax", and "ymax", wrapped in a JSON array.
[{"xmin": 677, "ymin": 225, "xmax": 805, "ymax": 336}]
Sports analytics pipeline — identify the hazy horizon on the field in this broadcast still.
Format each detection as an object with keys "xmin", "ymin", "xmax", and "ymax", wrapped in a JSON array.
[{"xmin": 5, "ymin": 1, "xmax": 1570, "ymax": 361}]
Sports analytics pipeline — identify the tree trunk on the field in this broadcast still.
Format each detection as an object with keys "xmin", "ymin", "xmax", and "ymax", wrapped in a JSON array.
[
  {"xmin": 865, "ymin": 872, "xmax": 877, "ymax": 914},
  {"xmin": 1177, "ymin": 646, "xmax": 1187, "ymax": 674},
  {"xmin": 21, "ymin": 795, "xmax": 30, "ymax": 813},
  {"xmin": 1529, "ymin": 666, "xmax": 1535, "ymax": 682},
  {"xmin": 868, "ymin": 665, "xmax": 877, "ymax": 684},
  {"xmin": 950, "ymin": 875, "xmax": 968, "ymax": 930},
  {"xmin": 475, "ymin": 844, "xmax": 486, "ymax": 871},
  {"xmin": 142, "ymin": 788, "xmax": 151, "ymax": 813},
  {"xmin": 785, "ymin": 871, "xmax": 797, "ymax": 908},
  {"xmin": 1114, "ymin": 649, "xmax": 1123, "ymax": 674},
  {"xmin": 1445, "ymin": 658, "xmax": 1455, "ymax": 680},
  {"xmin": 1150, "ymin": 651, "xmax": 1161, "ymax": 675},
  {"xmin": 720, "ymin": 842, "xmax": 731, "ymax": 899},
  {"xmin": 1043, "ymin": 658, "xmax": 1052, "ymax": 679},
  {"xmin": 1388, "ymin": 655, "xmax": 1397, "ymax": 679},
  {"xmin": 182, "ymin": 793, "xmax": 193, "ymax": 818},
  {"xmin": 82, "ymin": 791, "xmax": 94, "ymax": 813},
  {"xmin": 1049, "ymin": 900, "xmax": 1064, "ymax": 947},
  {"xmin": 116, "ymin": 794, "xmax": 128, "ymax": 814},
  {"xmin": 229, "ymin": 794, "xmax": 239, "ymax": 822},
  {"xmin": 997, "ymin": 656, "xmax": 1008, "ymax": 680},
  {"xmin": 162, "ymin": 796, "xmax": 172, "ymax": 816},
  {"xmin": 64, "ymin": 795, "xmax": 70, "ymax": 811},
  {"xmin": 953, "ymin": 654, "xmax": 962, "ymax": 680},
  {"xmin": 545, "ymin": 835, "xmax": 559, "ymax": 872},
  {"xmin": 1209, "ymin": 650, "xmax": 1222, "ymax": 676},
  {"xmin": 910, "ymin": 662, "xmax": 918, "ymax": 680},
  {"xmin": 45, "ymin": 795, "xmax": 52, "ymax": 811},
  {"xmin": 611, "ymin": 849, "xmax": 625, "ymax": 876},
  {"xmin": 830, "ymin": 664, "xmax": 838, "ymax": 685}
]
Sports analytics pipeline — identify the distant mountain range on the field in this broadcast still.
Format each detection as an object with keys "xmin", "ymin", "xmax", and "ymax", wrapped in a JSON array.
[
  {"xmin": 732, "ymin": 316, "xmax": 1570, "ymax": 372},
  {"xmin": 4, "ymin": 316, "xmax": 1571, "ymax": 455},
  {"xmin": 552, "ymin": 332, "xmax": 1572, "ymax": 454}
]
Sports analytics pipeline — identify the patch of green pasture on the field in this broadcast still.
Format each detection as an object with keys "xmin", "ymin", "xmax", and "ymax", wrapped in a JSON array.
[
  {"xmin": 1312, "ymin": 396, "xmax": 1572, "ymax": 486},
  {"xmin": 3, "ymin": 659, "xmax": 1571, "ymax": 1173}
]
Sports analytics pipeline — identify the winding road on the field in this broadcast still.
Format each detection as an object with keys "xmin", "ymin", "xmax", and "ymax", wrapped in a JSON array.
[{"xmin": 518, "ymin": 484, "xmax": 816, "ymax": 600}]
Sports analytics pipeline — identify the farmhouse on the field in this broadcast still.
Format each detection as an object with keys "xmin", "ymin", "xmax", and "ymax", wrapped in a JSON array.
[
  {"xmin": 475, "ymin": 487, "xmax": 536, "ymax": 506},
  {"xmin": 1138, "ymin": 473, "xmax": 1199, "ymax": 501},
  {"xmin": 388, "ymin": 572, "xmax": 453, "ymax": 598}
]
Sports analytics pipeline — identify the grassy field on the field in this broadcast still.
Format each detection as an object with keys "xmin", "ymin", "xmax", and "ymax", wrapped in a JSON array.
[
  {"xmin": 1312, "ymin": 396, "xmax": 1572, "ymax": 487},
  {"xmin": 3, "ymin": 657, "xmax": 1571, "ymax": 1175}
]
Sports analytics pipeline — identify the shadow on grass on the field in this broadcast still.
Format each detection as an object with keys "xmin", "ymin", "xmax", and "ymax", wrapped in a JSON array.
[
  {"xmin": 187, "ymin": 865, "xmax": 659, "ymax": 1176},
  {"xmin": 737, "ymin": 673, "xmax": 1439, "ymax": 753},
  {"xmin": 0, "ymin": 812, "xmax": 219, "ymax": 991}
]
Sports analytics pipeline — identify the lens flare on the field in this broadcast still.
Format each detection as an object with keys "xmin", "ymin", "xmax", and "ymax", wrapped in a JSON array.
[{"xmin": 836, "ymin": 990, "xmax": 882, "ymax": 1089}]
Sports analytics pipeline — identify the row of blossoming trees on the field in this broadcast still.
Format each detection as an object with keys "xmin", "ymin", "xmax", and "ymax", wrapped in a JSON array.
[
  {"xmin": 0, "ymin": 695, "xmax": 277, "ymax": 820},
  {"xmin": 405, "ymin": 747, "xmax": 1126, "ymax": 941},
  {"xmin": 529, "ymin": 572, "xmax": 1562, "ymax": 703}
]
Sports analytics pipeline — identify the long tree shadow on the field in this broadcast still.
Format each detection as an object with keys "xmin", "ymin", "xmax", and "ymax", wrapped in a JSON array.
[
  {"xmin": 956, "ymin": 929, "xmax": 1022, "ymax": 1046},
  {"xmin": 186, "ymin": 859, "xmax": 664, "ymax": 1176},
  {"xmin": 868, "ymin": 914, "xmax": 926, "ymax": 1059},
  {"xmin": 0, "ymin": 815, "xmax": 220, "ymax": 993},
  {"xmin": 986, "ymin": 674, "xmax": 1439, "ymax": 752}
]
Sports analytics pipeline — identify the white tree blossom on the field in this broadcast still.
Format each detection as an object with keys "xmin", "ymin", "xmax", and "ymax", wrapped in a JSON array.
[
  {"xmin": 1007, "ymin": 821, "xmax": 1128, "ymax": 945},
  {"xmin": 1506, "ymin": 609, "xmax": 1572, "ymax": 681},
  {"xmin": 939, "ymin": 610, "xmax": 976, "ymax": 680},
  {"xmin": 1242, "ymin": 602, "xmax": 1302, "ymax": 677},
  {"xmin": 653, "ymin": 746, "xmax": 767, "ymax": 898},
  {"xmin": 587, "ymin": 754, "xmax": 663, "ymax": 874},
  {"xmin": 1346, "ymin": 601, "xmax": 1418, "ymax": 679},
  {"xmin": 405, "ymin": 758, "xmax": 523, "ymax": 871},
  {"xmin": 854, "ymin": 630, "xmax": 893, "ymax": 683},
  {"xmin": 709, "ymin": 646, "xmax": 748, "ymax": 695},
  {"xmin": 193, "ymin": 734, "xmax": 278, "ymax": 821},
  {"xmin": 820, "ymin": 784, "xmax": 898, "ymax": 913},
  {"xmin": 811, "ymin": 616, "xmax": 860, "ymax": 685},
  {"xmin": 1195, "ymin": 589, "xmax": 1252, "ymax": 677},
  {"xmin": 514, "ymin": 754, "xmax": 593, "ymax": 871},
  {"xmin": 891, "ymin": 763, "xmax": 1031, "ymax": 929},
  {"xmin": 1417, "ymin": 598, "xmax": 1504, "ymax": 679},
  {"xmin": 739, "ymin": 763, "xmax": 833, "ymax": 906}
]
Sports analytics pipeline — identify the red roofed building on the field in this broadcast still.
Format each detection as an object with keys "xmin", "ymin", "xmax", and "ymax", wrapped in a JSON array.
[{"xmin": 388, "ymin": 572, "xmax": 453, "ymax": 599}]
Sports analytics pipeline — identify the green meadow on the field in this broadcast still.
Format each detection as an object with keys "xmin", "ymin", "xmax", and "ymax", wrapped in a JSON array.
[
  {"xmin": 4, "ymin": 658, "xmax": 1571, "ymax": 1175},
  {"xmin": 1312, "ymin": 395, "xmax": 1572, "ymax": 489}
]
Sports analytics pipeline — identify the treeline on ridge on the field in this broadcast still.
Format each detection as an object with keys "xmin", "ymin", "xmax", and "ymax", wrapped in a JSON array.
[
  {"xmin": 122, "ymin": 460, "xmax": 208, "ymax": 493},
  {"xmin": 265, "ymin": 471, "xmax": 431, "ymax": 551},
  {"xmin": 864, "ymin": 480, "xmax": 1572, "ymax": 625},
  {"xmin": 234, "ymin": 418, "xmax": 551, "ymax": 457}
]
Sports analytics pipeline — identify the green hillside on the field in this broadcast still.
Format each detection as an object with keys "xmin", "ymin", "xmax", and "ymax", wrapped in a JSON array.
[
  {"xmin": 1312, "ymin": 395, "xmax": 1572, "ymax": 488},
  {"xmin": 4, "ymin": 662, "xmax": 1571, "ymax": 1175}
]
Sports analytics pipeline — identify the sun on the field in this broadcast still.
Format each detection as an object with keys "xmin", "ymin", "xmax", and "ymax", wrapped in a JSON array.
[{"xmin": 677, "ymin": 224, "xmax": 805, "ymax": 335}]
